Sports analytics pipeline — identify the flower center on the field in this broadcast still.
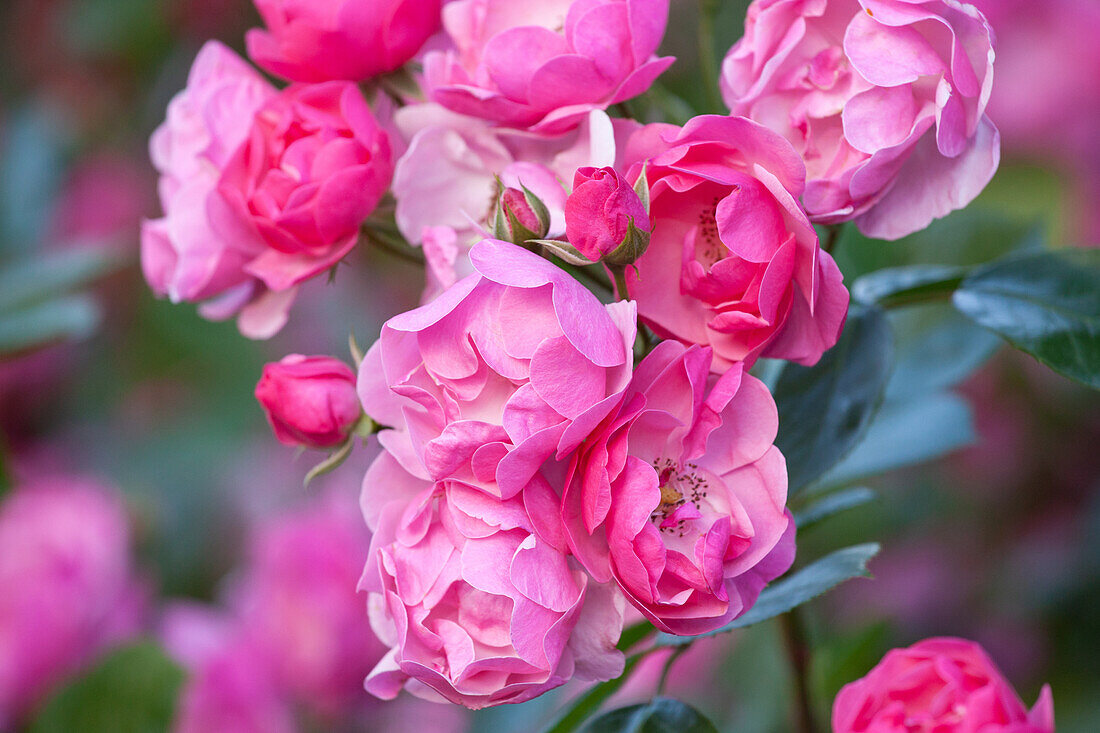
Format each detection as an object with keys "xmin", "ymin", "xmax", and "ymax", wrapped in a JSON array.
[
  {"xmin": 694, "ymin": 195, "xmax": 725, "ymax": 266},
  {"xmin": 650, "ymin": 460, "xmax": 710, "ymax": 536}
]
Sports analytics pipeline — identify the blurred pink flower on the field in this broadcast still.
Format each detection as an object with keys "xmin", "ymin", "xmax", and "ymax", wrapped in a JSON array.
[
  {"xmin": 0, "ymin": 479, "xmax": 145, "ymax": 728},
  {"xmin": 423, "ymin": 0, "xmax": 674, "ymax": 134},
  {"xmin": 623, "ymin": 115, "xmax": 848, "ymax": 370},
  {"xmin": 247, "ymin": 0, "xmax": 442, "ymax": 83},
  {"xmin": 255, "ymin": 354, "xmax": 362, "ymax": 449},
  {"xmin": 50, "ymin": 152, "xmax": 152, "ymax": 246},
  {"xmin": 833, "ymin": 637, "xmax": 1054, "ymax": 733},
  {"xmin": 358, "ymin": 239, "xmax": 636, "ymax": 502},
  {"xmin": 564, "ymin": 166, "xmax": 650, "ymax": 262},
  {"xmin": 722, "ymin": 0, "xmax": 1000, "ymax": 240},
  {"xmin": 563, "ymin": 341, "xmax": 794, "ymax": 634}
]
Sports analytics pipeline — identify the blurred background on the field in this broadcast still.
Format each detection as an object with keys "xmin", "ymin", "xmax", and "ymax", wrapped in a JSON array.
[{"xmin": 0, "ymin": 0, "xmax": 1097, "ymax": 731}]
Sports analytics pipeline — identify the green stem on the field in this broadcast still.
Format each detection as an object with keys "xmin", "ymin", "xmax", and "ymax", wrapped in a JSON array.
[
  {"xmin": 0, "ymin": 429, "xmax": 11, "ymax": 497},
  {"xmin": 363, "ymin": 225, "xmax": 425, "ymax": 267},
  {"xmin": 781, "ymin": 610, "xmax": 818, "ymax": 733},
  {"xmin": 822, "ymin": 225, "xmax": 842, "ymax": 255},
  {"xmin": 698, "ymin": 0, "xmax": 724, "ymax": 114},
  {"xmin": 609, "ymin": 265, "xmax": 630, "ymax": 300}
]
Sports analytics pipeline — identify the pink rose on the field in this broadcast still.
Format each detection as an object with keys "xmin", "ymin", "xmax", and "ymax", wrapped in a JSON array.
[
  {"xmin": 623, "ymin": 115, "xmax": 849, "ymax": 370},
  {"xmin": 255, "ymin": 354, "xmax": 361, "ymax": 449},
  {"xmin": 563, "ymin": 341, "xmax": 795, "ymax": 634},
  {"xmin": 833, "ymin": 637, "xmax": 1055, "ymax": 733},
  {"xmin": 142, "ymin": 43, "xmax": 394, "ymax": 339},
  {"xmin": 246, "ymin": 0, "xmax": 442, "ymax": 83},
  {"xmin": 0, "ymin": 479, "xmax": 145, "ymax": 728},
  {"xmin": 423, "ymin": 0, "xmax": 675, "ymax": 134},
  {"xmin": 361, "ymin": 477, "xmax": 624, "ymax": 708},
  {"xmin": 358, "ymin": 238, "xmax": 637, "ymax": 501},
  {"xmin": 565, "ymin": 166, "xmax": 651, "ymax": 262},
  {"xmin": 721, "ymin": 0, "xmax": 1000, "ymax": 240}
]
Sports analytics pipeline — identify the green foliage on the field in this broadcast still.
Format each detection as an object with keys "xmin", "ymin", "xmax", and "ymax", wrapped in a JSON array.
[
  {"xmin": 583, "ymin": 698, "xmax": 719, "ymax": 733},
  {"xmin": 852, "ymin": 264, "xmax": 968, "ymax": 308},
  {"xmin": 29, "ymin": 641, "xmax": 185, "ymax": 733},
  {"xmin": 542, "ymin": 655, "xmax": 645, "ymax": 733},
  {"xmin": 793, "ymin": 487, "xmax": 877, "ymax": 530}
]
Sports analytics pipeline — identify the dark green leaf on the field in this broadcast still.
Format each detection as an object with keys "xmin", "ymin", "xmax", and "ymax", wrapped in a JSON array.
[
  {"xmin": 657, "ymin": 544, "xmax": 880, "ymax": 646},
  {"xmin": 885, "ymin": 306, "xmax": 1000, "ymax": 400},
  {"xmin": 0, "ymin": 249, "xmax": 125, "ymax": 313},
  {"xmin": 852, "ymin": 264, "xmax": 969, "ymax": 308},
  {"xmin": 793, "ymin": 487, "xmax": 876, "ymax": 529},
  {"xmin": 29, "ymin": 641, "xmax": 185, "ymax": 733},
  {"xmin": 953, "ymin": 248, "xmax": 1100, "ymax": 389},
  {"xmin": 774, "ymin": 306, "xmax": 893, "ymax": 493},
  {"xmin": 0, "ymin": 296, "xmax": 101, "ymax": 358},
  {"xmin": 584, "ymin": 698, "xmax": 719, "ymax": 733},
  {"xmin": 617, "ymin": 621, "xmax": 656, "ymax": 652},
  {"xmin": 542, "ymin": 654, "xmax": 644, "ymax": 733}
]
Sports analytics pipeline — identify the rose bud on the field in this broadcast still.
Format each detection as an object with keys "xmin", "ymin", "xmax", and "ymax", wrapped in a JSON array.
[
  {"xmin": 565, "ymin": 166, "xmax": 651, "ymax": 265},
  {"xmin": 255, "ymin": 355, "xmax": 361, "ymax": 449},
  {"xmin": 491, "ymin": 186, "xmax": 550, "ymax": 246}
]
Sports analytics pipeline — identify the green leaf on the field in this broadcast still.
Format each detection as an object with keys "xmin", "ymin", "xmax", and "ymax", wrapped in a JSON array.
[
  {"xmin": 885, "ymin": 306, "xmax": 1000, "ymax": 400},
  {"xmin": 584, "ymin": 698, "xmax": 719, "ymax": 733},
  {"xmin": 542, "ymin": 654, "xmax": 644, "ymax": 733},
  {"xmin": 0, "ymin": 249, "xmax": 124, "ymax": 313},
  {"xmin": 617, "ymin": 621, "xmax": 656, "ymax": 652},
  {"xmin": 536, "ymin": 239, "xmax": 596, "ymax": 266},
  {"xmin": 793, "ymin": 487, "xmax": 876, "ymax": 529},
  {"xmin": 0, "ymin": 295, "xmax": 101, "ymax": 358},
  {"xmin": 29, "ymin": 641, "xmax": 185, "ymax": 733},
  {"xmin": 633, "ymin": 163, "xmax": 650, "ymax": 215},
  {"xmin": 851, "ymin": 264, "xmax": 969, "ymax": 308},
  {"xmin": 953, "ymin": 248, "xmax": 1100, "ymax": 389},
  {"xmin": 657, "ymin": 544, "xmax": 880, "ymax": 647},
  {"xmin": 773, "ymin": 305, "xmax": 893, "ymax": 494}
]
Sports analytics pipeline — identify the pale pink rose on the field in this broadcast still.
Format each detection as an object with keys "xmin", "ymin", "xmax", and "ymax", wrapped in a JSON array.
[
  {"xmin": 255, "ymin": 354, "xmax": 362, "ymax": 449},
  {"xmin": 247, "ymin": 0, "xmax": 442, "ymax": 83},
  {"xmin": 142, "ymin": 43, "xmax": 394, "ymax": 339},
  {"xmin": 358, "ymin": 238, "xmax": 636, "ymax": 502},
  {"xmin": 423, "ymin": 0, "xmax": 675, "ymax": 134},
  {"xmin": 833, "ymin": 637, "xmax": 1055, "ymax": 733},
  {"xmin": 361, "ymin": 475, "xmax": 625, "ymax": 708},
  {"xmin": 391, "ymin": 104, "xmax": 620, "ymax": 300},
  {"xmin": 0, "ymin": 479, "xmax": 145, "ymax": 728},
  {"xmin": 162, "ymin": 605, "xmax": 297, "ymax": 733},
  {"xmin": 721, "ymin": 0, "xmax": 1000, "ymax": 240},
  {"xmin": 565, "ymin": 166, "xmax": 651, "ymax": 262},
  {"xmin": 228, "ymin": 494, "xmax": 386, "ymax": 717},
  {"xmin": 563, "ymin": 341, "xmax": 795, "ymax": 635},
  {"xmin": 623, "ymin": 115, "xmax": 849, "ymax": 370}
]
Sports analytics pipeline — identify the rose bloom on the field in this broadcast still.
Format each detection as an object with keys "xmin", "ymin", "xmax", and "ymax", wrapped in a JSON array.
[
  {"xmin": 255, "ymin": 354, "xmax": 361, "ymax": 449},
  {"xmin": 833, "ymin": 637, "xmax": 1055, "ymax": 733},
  {"xmin": 623, "ymin": 115, "xmax": 849, "ymax": 370},
  {"xmin": 358, "ymin": 238, "xmax": 636, "ymax": 502},
  {"xmin": 142, "ymin": 42, "xmax": 394, "ymax": 338},
  {"xmin": 563, "ymin": 341, "xmax": 794, "ymax": 634},
  {"xmin": 721, "ymin": 0, "xmax": 999, "ymax": 240},
  {"xmin": 565, "ymin": 166, "xmax": 651, "ymax": 262},
  {"xmin": 247, "ymin": 0, "xmax": 442, "ymax": 83},
  {"xmin": 0, "ymin": 479, "xmax": 145, "ymax": 728},
  {"xmin": 423, "ymin": 0, "xmax": 674, "ymax": 134},
  {"xmin": 362, "ymin": 474, "xmax": 625, "ymax": 708}
]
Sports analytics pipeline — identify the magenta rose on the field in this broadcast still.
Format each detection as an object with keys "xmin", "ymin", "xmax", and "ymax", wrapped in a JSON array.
[
  {"xmin": 833, "ymin": 637, "xmax": 1055, "ymax": 733},
  {"xmin": 565, "ymin": 166, "xmax": 651, "ymax": 262},
  {"xmin": 255, "ymin": 355, "xmax": 361, "ymax": 449},
  {"xmin": 246, "ymin": 0, "xmax": 442, "ymax": 83},
  {"xmin": 623, "ymin": 115, "xmax": 849, "ymax": 370},
  {"xmin": 143, "ymin": 43, "xmax": 394, "ymax": 339},
  {"xmin": 361, "ymin": 474, "xmax": 624, "ymax": 708},
  {"xmin": 563, "ymin": 341, "xmax": 794, "ymax": 634},
  {"xmin": 423, "ymin": 0, "xmax": 675, "ymax": 134},
  {"xmin": 721, "ymin": 0, "xmax": 1000, "ymax": 240},
  {"xmin": 358, "ymin": 238, "xmax": 637, "ymax": 501},
  {"xmin": 0, "ymin": 479, "xmax": 145, "ymax": 728}
]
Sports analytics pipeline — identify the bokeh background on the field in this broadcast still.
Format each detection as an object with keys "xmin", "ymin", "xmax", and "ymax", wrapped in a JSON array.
[{"xmin": 0, "ymin": 1, "xmax": 1097, "ymax": 731}]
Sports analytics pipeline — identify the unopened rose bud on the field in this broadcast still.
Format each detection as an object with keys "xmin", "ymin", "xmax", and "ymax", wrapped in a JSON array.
[
  {"xmin": 255, "ymin": 355, "xmax": 361, "ymax": 449},
  {"xmin": 564, "ymin": 166, "xmax": 651, "ymax": 265},
  {"xmin": 492, "ymin": 186, "xmax": 550, "ymax": 245}
]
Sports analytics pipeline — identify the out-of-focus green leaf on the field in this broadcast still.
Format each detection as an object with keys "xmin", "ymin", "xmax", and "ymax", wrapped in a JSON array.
[
  {"xmin": 584, "ymin": 698, "xmax": 719, "ymax": 733},
  {"xmin": 542, "ymin": 654, "xmax": 644, "ymax": 733},
  {"xmin": 0, "ymin": 106, "xmax": 70, "ymax": 254},
  {"xmin": 617, "ymin": 620, "xmax": 656, "ymax": 652},
  {"xmin": 852, "ymin": 264, "xmax": 969, "ymax": 308},
  {"xmin": 885, "ymin": 306, "xmax": 1001, "ymax": 400},
  {"xmin": 793, "ymin": 487, "xmax": 877, "ymax": 529},
  {"xmin": 774, "ymin": 306, "xmax": 893, "ymax": 494},
  {"xmin": 0, "ymin": 249, "xmax": 125, "ymax": 313},
  {"xmin": 0, "ymin": 295, "xmax": 101, "ymax": 358},
  {"xmin": 657, "ymin": 544, "xmax": 880, "ymax": 646},
  {"xmin": 29, "ymin": 641, "xmax": 185, "ymax": 733},
  {"xmin": 953, "ymin": 249, "xmax": 1100, "ymax": 389}
]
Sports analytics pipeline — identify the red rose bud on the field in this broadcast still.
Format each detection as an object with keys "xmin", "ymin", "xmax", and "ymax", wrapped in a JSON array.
[
  {"xmin": 565, "ymin": 166, "xmax": 651, "ymax": 264},
  {"xmin": 492, "ymin": 186, "xmax": 550, "ymax": 245},
  {"xmin": 255, "ymin": 355, "xmax": 361, "ymax": 449}
]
